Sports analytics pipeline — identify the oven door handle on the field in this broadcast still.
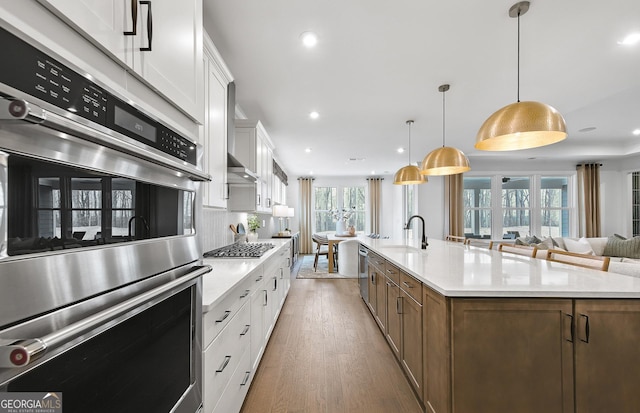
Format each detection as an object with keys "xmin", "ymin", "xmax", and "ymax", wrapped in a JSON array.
[{"xmin": 0, "ymin": 265, "xmax": 211, "ymax": 369}]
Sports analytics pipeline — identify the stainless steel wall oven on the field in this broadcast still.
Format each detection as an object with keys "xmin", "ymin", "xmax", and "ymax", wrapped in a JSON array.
[{"xmin": 0, "ymin": 23, "xmax": 210, "ymax": 413}]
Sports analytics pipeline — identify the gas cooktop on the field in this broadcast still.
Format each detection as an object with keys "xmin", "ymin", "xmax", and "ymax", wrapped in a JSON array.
[{"xmin": 203, "ymin": 242, "xmax": 275, "ymax": 258}]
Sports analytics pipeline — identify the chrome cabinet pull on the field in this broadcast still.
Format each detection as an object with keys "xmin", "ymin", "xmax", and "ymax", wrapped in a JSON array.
[
  {"xmin": 140, "ymin": 0, "xmax": 152, "ymax": 51},
  {"xmin": 263, "ymin": 290, "xmax": 268, "ymax": 306},
  {"xmin": 215, "ymin": 310, "xmax": 231, "ymax": 323},
  {"xmin": 273, "ymin": 276, "xmax": 278, "ymax": 291},
  {"xmin": 123, "ymin": 0, "xmax": 138, "ymax": 35},
  {"xmin": 255, "ymin": 275, "xmax": 263, "ymax": 282},
  {"xmin": 240, "ymin": 324, "xmax": 250, "ymax": 336},
  {"xmin": 240, "ymin": 371, "xmax": 251, "ymax": 386},
  {"xmin": 402, "ymin": 281, "xmax": 413, "ymax": 289},
  {"xmin": 216, "ymin": 355, "xmax": 231, "ymax": 372},
  {"xmin": 240, "ymin": 289, "xmax": 250, "ymax": 299}
]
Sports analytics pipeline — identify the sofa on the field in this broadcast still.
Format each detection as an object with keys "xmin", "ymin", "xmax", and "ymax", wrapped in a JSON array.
[{"xmin": 514, "ymin": 235, "xmax": 640, "ymax": 277}]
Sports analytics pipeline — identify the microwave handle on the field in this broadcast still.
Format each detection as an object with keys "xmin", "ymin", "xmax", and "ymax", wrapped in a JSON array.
[{"xmin": 0, "ymin": 265, "xmax": 212, "ymax": 368}]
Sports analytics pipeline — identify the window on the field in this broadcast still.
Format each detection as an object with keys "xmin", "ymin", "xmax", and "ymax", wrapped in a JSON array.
[
  {"xmin": 343, "ymin": 186, "xmax": 365, "ymax": 230},
  {"xmin": 314, "ymin": 187, "xmax": 337, "ymax": 232},
  {"xmin": 463, "ymin": 175, "xmax": 572, "ymax": 239},
  {"xmin": 540, "ymin": 176, "xmax": 569, "ymax": 237},
  {"xmin": 633, "ymin": 172, "xmax": 640, "ymax": 237},
  {"xmin": 71, "ymin": 177, "xmax": 102, "ymax": 240},
  {"xmin": 501, "ymin": 176, "xmax": 531, "ymax": 239},
  {"xmin": 112, "ymin": 178, "xmax": 136, "ymax": 237},
  {"xmin": 464, "ymin": 177, "xmax": 492, "ymax": 239},
  {"xmin": 313, "ymin": 185, "xmax": 365, "ymax": 232}
]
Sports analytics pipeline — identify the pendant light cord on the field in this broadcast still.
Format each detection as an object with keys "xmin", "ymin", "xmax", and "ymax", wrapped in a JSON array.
[
  {"xmin": 442, "ymin": 89, "xmax": 446, "ymax": 148},
  {"xmin": 407, "ymin": 120, "xmax": 413, "ymax": 164},
  {"xmin": 517, "ymin": 9, "xmax": 521, "ymax": 103}
]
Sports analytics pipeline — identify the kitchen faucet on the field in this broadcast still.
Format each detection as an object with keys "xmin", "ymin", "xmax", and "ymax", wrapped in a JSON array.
[
  {"xmin": 404, "ymin": 215, "xmax": 428, "ymax": 249},
  {"xmin": 128, "ymin": 216, "xmax": 150, "ymax": 241}
]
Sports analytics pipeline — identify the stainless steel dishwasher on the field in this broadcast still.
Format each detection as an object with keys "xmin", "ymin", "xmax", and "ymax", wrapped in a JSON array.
[{"xmin": 358, "ymin": 246, "xmax": 369, "ymax": 301}]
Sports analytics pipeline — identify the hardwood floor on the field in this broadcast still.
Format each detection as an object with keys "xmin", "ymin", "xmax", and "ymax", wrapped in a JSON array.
[{"xmin": 240, "ymin": 277, "xmax": 423, "ymax": 413}]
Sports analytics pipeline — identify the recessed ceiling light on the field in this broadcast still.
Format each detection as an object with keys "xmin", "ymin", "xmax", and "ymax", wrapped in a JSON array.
[
  {"xmin": 618, "ymin": 32, "xmax": 640, "ymax": 46},
  {"xmin": 300, "ymin": 32, "xmax": 318, "ymax": 48},
  {"xmin": 305, "ymin": 147, "xmax": 312, "ymax": 153},
  {"xmin": 309, "ymin": 171, "xmax": 314, "ymax": 175},
  {"xmin": 578, "ymin": 127, "xmax": 597, "ymax": 132},
  {"xmin": 633, "ymin": 129, "xmax": 640, "ymax": 136},
  {"xmin": 371, "ymin": 171, "xmax": 376, "ymax": 175},
  {"xmin": 309, "ymin": 111, "xmax": 319, "ymax": 119},
  {"xmin": 397, "ymin": 147, "xmax": 405, "ymax": 154}
]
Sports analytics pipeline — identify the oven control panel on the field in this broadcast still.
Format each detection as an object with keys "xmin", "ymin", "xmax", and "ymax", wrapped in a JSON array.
[{"xmin": 0, "ymin": 27, "xmax": 196, "ymax": 166}]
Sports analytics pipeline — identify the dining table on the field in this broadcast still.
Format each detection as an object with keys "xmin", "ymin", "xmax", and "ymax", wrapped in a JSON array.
[{"xmin": 327, "ymin": 232, "xmax": 358, "ymax": 273}]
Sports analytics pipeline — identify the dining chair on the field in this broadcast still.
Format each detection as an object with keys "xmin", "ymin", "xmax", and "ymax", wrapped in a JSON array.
[
  {"xmin": 498, "ymin": 243, "xmax": 538, "ymax": 258},
  {"xmin": 546, "ymin": 249, "xmax": 610, "ymax": 271},
  {"xmin": 445, "ymin": 235, "xmax": 468, "ymax": 244},
  {"xmin": 311, "ymin": 234, "xmax": 337, "ymax": 271}
]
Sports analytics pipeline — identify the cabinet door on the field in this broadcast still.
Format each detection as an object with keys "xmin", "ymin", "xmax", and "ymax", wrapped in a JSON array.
[
  {"xmin": 37, "ymin": 0, "xmax": 129, "ymax": 63},
  {"xmin": 133, "ymin": 0, "xmax": 203, "ymax": 120},
  {"xmin": 401, "ymin": 291, "xmax": 423, "ymax": 398},
  {"xmin": 451, "ymin": 298, "xmax": 574, "ymax": 413},
  {"xmin": 367, "ymin": 265, "xmax": 377, "ymax": 315},
  {"xmin": 574, "ymin": 299, "xmax": 640, "ymax": 413},
  {"xmin": 423, "ymin": 287, "xmax": 451, "ymax": 413},
  {"xmin": 386, "ymin": 280, "xmax": 401, "ymax": 359},
  {"xmin": 203, "ymin": 51, "xmax": 228, "ymax": 208},
  {"xmin": 249, "ymin": 288, "xmax": 266, "ymax": 372},
  {"xmin": 374, "ymin": 270, "xmax": 387, "ymax": 331}
]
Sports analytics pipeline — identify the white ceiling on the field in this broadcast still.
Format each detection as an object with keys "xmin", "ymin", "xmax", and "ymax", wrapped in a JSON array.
[{"xmin": 203, "ymin": 0, "xmax": 640, "ymax": 177}]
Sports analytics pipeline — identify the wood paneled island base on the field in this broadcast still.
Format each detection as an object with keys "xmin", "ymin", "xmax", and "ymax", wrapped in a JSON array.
[{"xmin": 359, "ymin": 239, "xmax": 640, "ymax": 413}]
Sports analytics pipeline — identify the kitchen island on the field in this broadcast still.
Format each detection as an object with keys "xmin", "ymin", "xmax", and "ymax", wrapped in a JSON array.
[{"xmin": 359, "ymin": 238, "xmax": 640, "ymax": 413}]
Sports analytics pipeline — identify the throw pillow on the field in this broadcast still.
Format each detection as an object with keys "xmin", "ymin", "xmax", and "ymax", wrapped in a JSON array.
[
  {"xmin": 534, "ymin": 237, "xmax": 554, "ymax": 250},
  {"xmin": 563, "ymin": 237, "xmax": 595, "ymax": 255},
  {"xmin": 550, "ymin": 237, "xmax": 565, "ymax": 250},
  {"xmin": 603, "ymin": 235, "xmax": 640, "ymax": 259}
]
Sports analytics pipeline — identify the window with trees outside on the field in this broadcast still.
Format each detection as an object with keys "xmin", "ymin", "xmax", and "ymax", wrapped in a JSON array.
[
  {"xmin": 464, "ymin": 177, "xmax": 492, "ymax": 239},
  {"xmin": 633, "ymin": 172, "xmax": 640, "ymax": 237},
  {"xmin": 464, "ymin": 175, "xmax": 571, "ymax": 240},
  {"xmin": 314, "ymin": 186, "xmax": 365, "ymax": 232}
]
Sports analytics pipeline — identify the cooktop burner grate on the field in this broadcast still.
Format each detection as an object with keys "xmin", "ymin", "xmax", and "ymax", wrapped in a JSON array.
[{"xmin": 203, "ymin": 242, "xmax": 275, "ymax": 258}]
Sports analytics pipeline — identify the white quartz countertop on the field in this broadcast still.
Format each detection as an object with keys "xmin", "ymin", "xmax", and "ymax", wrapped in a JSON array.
[
  {"xmin": 360, "ymin": 237, "xmax": 640, "ymax": 298},
  {"xmin": 201, "ymin": 239, "xmax": 289, "ymax": 312}
]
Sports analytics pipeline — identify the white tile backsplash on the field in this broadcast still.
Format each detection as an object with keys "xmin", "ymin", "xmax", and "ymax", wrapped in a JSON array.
[{"xmin": 200, "ymin": 207, "xmax": 280, "ymax": 252}]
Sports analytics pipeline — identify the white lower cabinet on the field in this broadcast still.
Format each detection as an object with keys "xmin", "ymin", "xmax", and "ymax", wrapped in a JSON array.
[
  {"xmin": 203, "ymin": 299, "xmax": 250, "ymax": 413},
  {"xmin": 203, "ymin": 243, "xmax": 290, "ymax": 413}
]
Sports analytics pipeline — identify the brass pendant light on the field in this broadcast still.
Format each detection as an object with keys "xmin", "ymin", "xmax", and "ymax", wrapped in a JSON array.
[
  {"xmin": 475, "ymin": 1, "xmax": 567, "ymax": 151},
  {"xmin": 420, "ymin": 84, "xmax": 471, "ymax": 176},
  {"xmin": 394, "ymin": 120, "xmax": 427, "ymax": 185}
]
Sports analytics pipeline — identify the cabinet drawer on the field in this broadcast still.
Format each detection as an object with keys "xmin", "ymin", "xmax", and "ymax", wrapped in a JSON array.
[
  {"xmin": 385, "ymin": 262, "xmax": 401, "ymax": 285},
  {"xmin": 400, "ymin": 272, "xmax": 422, "ymax": 304},
  {"xmin": 212, "ymin": 347, "xmax": 252, "ymax": 413},
  {"xmin": 369, "ymin": 252, "xmax": 385, "ymax": 271},
  {"xmin": 204, "ymin": 274, "xmax": 254, "ymax": 348},
  {"xmin": 203, "ymin": 302, "xmax": 251, "ymax": 413}
]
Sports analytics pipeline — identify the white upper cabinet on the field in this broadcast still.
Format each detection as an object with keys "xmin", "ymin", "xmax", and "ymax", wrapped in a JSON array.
[
  {"xmin": 202, "ymin": 33, "xmax": 232, "ymax": 209},
  {"xmin": 37, "ymin": 0, "xmax": 204, "ymax": 124}
]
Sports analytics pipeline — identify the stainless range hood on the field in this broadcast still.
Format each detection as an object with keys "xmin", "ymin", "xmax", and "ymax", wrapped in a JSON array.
[
  {"xmin": 226, "ymin": 82, "xmax": 257, "ymax": 184},
  {"xmin": 227, "ymin": 152, "xmax": 258, "ymax": 183}
]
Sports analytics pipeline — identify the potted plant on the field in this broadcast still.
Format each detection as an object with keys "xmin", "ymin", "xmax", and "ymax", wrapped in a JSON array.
[{"xmin": 247, "ymin": 214, "xmax": 260, "ymax": 242}]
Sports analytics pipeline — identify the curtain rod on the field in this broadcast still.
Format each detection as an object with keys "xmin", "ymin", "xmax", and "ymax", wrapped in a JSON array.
[{"xmin": 576, "ymin": 163, "xmax": 603, "ymax": 167}]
